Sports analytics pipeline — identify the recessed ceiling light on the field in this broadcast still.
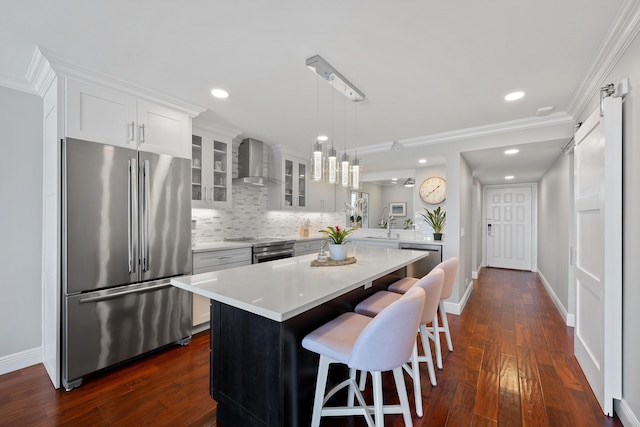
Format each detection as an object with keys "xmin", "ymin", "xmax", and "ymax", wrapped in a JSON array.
[
  {"xmin": 504, "ymin": 149, "xmax": 519, "ymax": 155},
  {"xmin": 419, "ymin": 159, "xmax": 427, "ymax": 164},
  {"xmin": 391, "ymin": 178, "xmax": 398, "ymax": 181},
  {"xmin": 505, "ymin": 91, "xmax": 524, "ymax": 101},
  {"xmin": 317, "ymin": 135, "xmax": 328, "ymax": 142},
  {"xmin": 505, "ymin": 175, "xmax": 515, "ymax": 180},
  {"xmin": 211, "ymin": 88, "xmax": 229, "ymax": 99}
]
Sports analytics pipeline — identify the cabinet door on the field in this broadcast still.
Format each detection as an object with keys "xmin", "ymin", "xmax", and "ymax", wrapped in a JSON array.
[
  {"xmin": 192, "ymin": 132, "xmax": 232, "ymax": 208},
  {"xmin": 297, "ymin": 162, "xmax": 307, "ymax": 208},
  {"xmin": 66, "ymin": 80, "xmax": 137, "ymax": 148},
  {"xmin": 192, "ymin": 249, "xmax": 252, "ymax": 326},
  {"xmin": 137, "ymin": 99, "xmax": 191, "ymax": 159},
  {"xmin": 309, "ymin": 180, "xmax": 336, "ymax": 212},
  {"xmin": 191, "ymin": 135, "xmax": 205, "ymax": 204}
]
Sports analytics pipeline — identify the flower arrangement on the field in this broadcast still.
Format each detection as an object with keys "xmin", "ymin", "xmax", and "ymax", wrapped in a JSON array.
[
  {"xmin": 345, "ymin": 199, "xmax": 364, "ymax": 225},
  {"xmin": 320, "ymin": 225, "xmax": 353, "ymax": 245}
]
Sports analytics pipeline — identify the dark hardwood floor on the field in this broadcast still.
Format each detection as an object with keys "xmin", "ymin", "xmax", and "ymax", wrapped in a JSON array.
[{"xmin": 0, "ymin": 268, "xmax": 623, "ymax": 426}]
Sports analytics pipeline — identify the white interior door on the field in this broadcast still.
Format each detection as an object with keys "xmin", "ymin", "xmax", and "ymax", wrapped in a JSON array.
[
  {"xmin": 574, "ymin": 96, "xmax": 622, "ymax": 416},
  {"xmin": 485, "ymin": 186, "xmax": 532, "ymax": 270}
]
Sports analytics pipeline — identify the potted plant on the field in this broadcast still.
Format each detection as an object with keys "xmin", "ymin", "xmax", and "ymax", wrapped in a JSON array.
[
  {"xmin": 420, "ymin": 207, "xmax": 446, "ymax": 241},
  {"xmin": 320, "ymin": 225, "xmax": 353, "ymax": 261}
]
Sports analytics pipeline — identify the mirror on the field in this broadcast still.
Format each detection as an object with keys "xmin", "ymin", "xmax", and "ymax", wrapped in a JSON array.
[{"xmin": 349, "ymin": 179, "xmax": 414, "ymax": 229}]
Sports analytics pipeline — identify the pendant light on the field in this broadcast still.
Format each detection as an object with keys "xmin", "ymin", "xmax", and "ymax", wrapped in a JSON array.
[
  {"xmin": 327, "ymin": 88, "xmax": 338, "ymax": 184},
  {"xmin": 351, "ymin": 102, "xmax": 361, "ymax": 190},
  {"xmin": 340, "ymin": 88, "xmax": 350, "ymax": 187},
  {"xmin": 311, "ymin": 74, "xmax": 323, "ymax": 181}
]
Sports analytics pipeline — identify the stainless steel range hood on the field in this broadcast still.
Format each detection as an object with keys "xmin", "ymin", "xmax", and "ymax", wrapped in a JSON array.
[{"xmin": 233, "ymin": 138, "xmax": 280, "ymax": 186}]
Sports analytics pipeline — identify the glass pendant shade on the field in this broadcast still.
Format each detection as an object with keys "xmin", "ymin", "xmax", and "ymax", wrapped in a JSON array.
[
  {"xmin": 340, "ymin": 152, "xmax": 350, "ymax": 187},
  {"xmin": 327, "ymin": 146, "xmax": 338, "ymax": 184},
  {"xmin": 312, "ymin": 142, "xmax": 323, "ymax": 181},
  {"xmin": 351, "ymin": 157, "xmax": 360, "ymax": 189}
]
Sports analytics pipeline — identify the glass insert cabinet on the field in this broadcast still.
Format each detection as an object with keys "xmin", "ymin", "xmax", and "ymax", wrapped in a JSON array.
[
  {"xmin": 268, "ymin": 151, "xmax": 309, "ymax": 211},
  {"xmin": 192, "ymin": 127, "xmax": 233, "ymax": 208}
]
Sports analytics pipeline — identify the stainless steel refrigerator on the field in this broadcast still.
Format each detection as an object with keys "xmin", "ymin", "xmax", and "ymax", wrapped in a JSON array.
[{"xmin": 62, "ymin": 138, "xmax": 192, "ymax": 390}]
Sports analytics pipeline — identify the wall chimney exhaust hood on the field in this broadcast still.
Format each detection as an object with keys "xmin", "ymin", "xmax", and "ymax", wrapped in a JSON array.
[{"xmin": 233, "ymin": 138, "xmax": 280, "ymax": 186}]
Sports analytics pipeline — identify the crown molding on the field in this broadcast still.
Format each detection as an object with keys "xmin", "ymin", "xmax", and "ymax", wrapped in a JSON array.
[
  {"xmin": 566, "ymin": 0, "xmax": 640, "ymax": 119},
  {"xmin": 25, "ymin": 47, "xmax": 56, "ymax": 97},
  {"xmin": 192, "ymin": 121, "xmax": 242, "ymax": 139},
  {"xmin": 356, "ymin": 112, "xmax": 574, "ymax": 155},
  {"xmin": 0, "ymin": 74, "xmax": 38, "ymax": 95},
  {"xmin": 35, "ymin": 49, "xmax": 206, "ymax": 116}
]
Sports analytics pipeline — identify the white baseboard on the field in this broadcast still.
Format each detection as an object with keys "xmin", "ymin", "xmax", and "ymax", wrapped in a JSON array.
[
  {"xmin": 0, "ymin": 347, "xmax": 42, "ymax": 376},
  {"xmin": 616, "ymin": 399, "xmax": 640, "ymax": 427},
  {"xmin": 537, "ymin": 270, "xmax": 574, "ymax": 327},
  {"xmin": 443, "ymin": 280, "xmax": 474, "ymax": 316},
  {"xmin": 472, "ymin": 265, "xmax": 482, "ymax": 280}
]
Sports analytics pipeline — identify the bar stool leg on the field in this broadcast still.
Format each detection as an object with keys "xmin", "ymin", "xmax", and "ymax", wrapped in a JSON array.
[
  {"xmin": 419, "ymin": 323, "xmax": 437, "ymax": 386},
  {"xmin": 372, "ymin": 371, "xmax": 384, "ymax": 427},
  {"xmin": 347, "ymin": 368, "xmax": 357, "ymax": 407},
  {"xmin": 409, "ymin": 343, "xmax": 423, "ymax": 417},
  {"xmin": 440, "ymin": 301, "xmax": 453, "ymax": 352},
  {"xmin": 392, "ymin": 366, "xmax": 413, "ymax": 427},
  {"xmin": 432, "ymin": 312, "xmax": 443, "ymax": 369},
  {"xmin": 311, "ymin": 356, "xmax": 330, "ymax": 427}
]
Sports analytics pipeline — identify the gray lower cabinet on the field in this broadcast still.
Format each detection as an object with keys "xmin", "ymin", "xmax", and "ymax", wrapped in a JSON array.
[
  {"xmin": 293, "ymin": 239, "xmax": 325, "ymax": 257},
  {"xmin": 192, "ymin": 247, "xmax": 252, "ymax": 327}
]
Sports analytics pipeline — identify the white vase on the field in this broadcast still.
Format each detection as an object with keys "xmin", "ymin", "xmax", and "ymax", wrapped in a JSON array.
[{"xmin": 328, "ymin": 244, "xmax": 348, "ymax": 261}]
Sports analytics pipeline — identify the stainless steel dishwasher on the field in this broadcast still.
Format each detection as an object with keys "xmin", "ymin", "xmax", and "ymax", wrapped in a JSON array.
[{"xmin": 399, "ymin": 242, "xmax": 443, "ymax": 278}]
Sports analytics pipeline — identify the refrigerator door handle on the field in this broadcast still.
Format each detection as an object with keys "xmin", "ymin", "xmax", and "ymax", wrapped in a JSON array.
[
  {"xmin": 78, "ymin": 283, "xmax": 171, "ymax": 303},
  {"xmin": 142, "ymin": 159, "xmax": 150, "ymax": 272},
  {"xmin": 128, "ymin": 157, "xmax": 138, "ymax": 273}
]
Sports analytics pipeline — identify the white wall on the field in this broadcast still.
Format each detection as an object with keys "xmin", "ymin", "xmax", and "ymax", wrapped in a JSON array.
[
  {"xmin": 458, "ymin": 155, "xmax": 474, "ymax": 298},
  {"xmin": 537, "ymin": 152, "xmax": 572, "ymax": 322},
  {"xmin": 577, "ymin": 29, "xmax": 640, "ymax": 425},
  {"xmin": 0, "ymin": 86, "xmax": 42, "ymax": 360}
]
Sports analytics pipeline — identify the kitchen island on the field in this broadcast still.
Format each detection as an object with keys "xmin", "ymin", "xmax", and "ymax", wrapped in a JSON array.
[{"xmin": 171, "ymin": 245, "xmax": 428, "ymax": 426}]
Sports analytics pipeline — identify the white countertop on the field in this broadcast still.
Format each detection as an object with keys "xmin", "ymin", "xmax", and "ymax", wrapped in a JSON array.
[{"xmin": 171, "ymin": 246, "xmax": 428, "ymax": 322}]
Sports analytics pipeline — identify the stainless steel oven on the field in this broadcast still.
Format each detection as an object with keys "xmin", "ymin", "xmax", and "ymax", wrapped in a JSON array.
[{"xmin": 225, "ymin": 238, "xmax": 295, "ymax": 264}]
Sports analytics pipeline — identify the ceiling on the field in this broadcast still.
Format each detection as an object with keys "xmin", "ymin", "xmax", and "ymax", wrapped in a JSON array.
[{"xmin": 0, "ymin": 0, "xmax": 629, "ymax": 183}]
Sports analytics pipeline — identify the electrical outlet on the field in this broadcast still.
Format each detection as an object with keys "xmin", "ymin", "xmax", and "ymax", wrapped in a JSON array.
[{"xmin": 364, "ymin": 281, "xmax": 372, "ymax": 289}]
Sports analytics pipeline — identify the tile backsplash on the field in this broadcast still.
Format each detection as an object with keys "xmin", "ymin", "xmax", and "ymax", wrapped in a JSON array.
[{"xmin": 192, "ymin": 184, "xmax": 345, "ymax": 243}]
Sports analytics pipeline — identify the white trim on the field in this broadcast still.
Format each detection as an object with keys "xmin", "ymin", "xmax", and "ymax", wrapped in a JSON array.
[
  {"xmin": 471, "ymin": 265, "xmax": 482, "ymax": 280},
  {"xmin": 25, "ymin": 47, "xmax": 56, "ymax": 97},
  {"xmin": 35, "ymin": 49, "xmax": 205, "ymax": 116},
  {"xmin": 443, "ymin": 280, "xmax": 473, "ymax": 316},
  {"xmin": 615, "ymin": 399, "xmax": 640, "ymax": 427},
  {"xmin": 357, "ymin": 113, "xmax": 573, "ymax": 155},
  {"xmin": 537, "ymin": 270, "xmax": 574, "ymax": 327},
  {"xmin": 567, "ymin": 0, "xmax": 640, "ymax": 120},
  {"xmin": 0, "ymin": 74, "xmax": 38, "ymax": 94},
  {"xmin": 0, "ymin": 347, "xmax": 42, "ymax": 375}
]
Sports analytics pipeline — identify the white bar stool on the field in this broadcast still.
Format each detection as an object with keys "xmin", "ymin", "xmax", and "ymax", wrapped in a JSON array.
[
  {"xmin": 388, "ymin": 257, "xmax": 459, "ymax": 369},
  {"xmin": 354, "ymin": 268, "xmax": 445, "ymax": 417},
  {"xmin": 302, "ymin": 287, "xmax": 426, "ymax": 427}
]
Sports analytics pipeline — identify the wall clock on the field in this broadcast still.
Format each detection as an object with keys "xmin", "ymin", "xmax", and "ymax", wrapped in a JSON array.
[{"xmin": 419, "ymin": 176, "xmax": 446, "ymax": 204}]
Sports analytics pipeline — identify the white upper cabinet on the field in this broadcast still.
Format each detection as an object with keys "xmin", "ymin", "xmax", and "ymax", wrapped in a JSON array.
[
  {"xmin": 137, "ymin": 99, "xmax": 191, "ymax": 158},
  {"xmin": 269, "ymin": 151, "xmax": 308, "ymax": 211},
  {"xmin": 191, "ymin": 125, "xmax": 234, "ymax": 209},
  {"xmin": 309, "ymin": 180, "xmax": 336, "ymax": 212},
  {"xmin": 66, "ymin": 79, "xmax": 191, "ymax": 158}
]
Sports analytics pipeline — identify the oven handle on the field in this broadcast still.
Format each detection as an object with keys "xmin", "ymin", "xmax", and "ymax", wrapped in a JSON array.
[{"xmin": 254, "ymin": 249, "xmax": 294, "ymax": 260}]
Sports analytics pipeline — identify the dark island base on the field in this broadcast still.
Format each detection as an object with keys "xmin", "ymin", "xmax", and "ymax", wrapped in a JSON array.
[{"xmin": 210, "ymin": 269, "xmax": 405, "ymax": 427}]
